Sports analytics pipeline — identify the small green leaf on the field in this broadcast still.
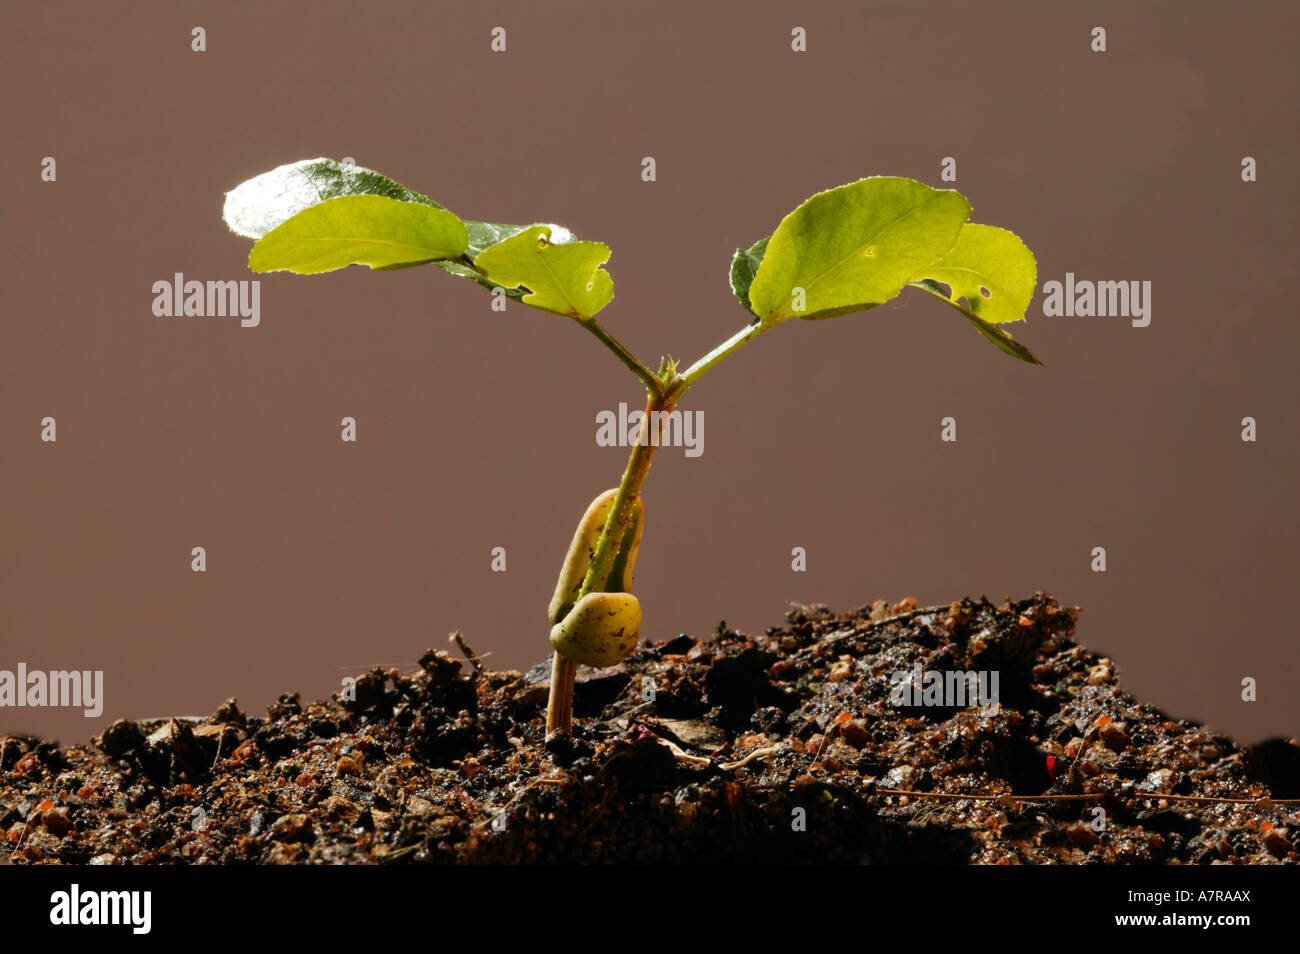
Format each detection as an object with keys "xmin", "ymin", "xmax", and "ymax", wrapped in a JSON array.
[
  {"xmin": 224, "ymin": 158, "xmax": 443, "ymax": 240},
  {"xmin": 473, "ymin": 224, "xmax": 614, "ymax": 319},
  {"xmin": 911, "ymin": 279, "xmax": 1042, "ymax": 365},
  {"xmin": 432, "ymin": 221, "xmax": 531, "ymax": 299},
  {"xmin": 248, "ymin": 195, "xmax": 468, "ymax": 274},
  {"xmin": 728, "ymin": 236, "xmax": 768, "ymax": 313},
  {"xmin": 910, "ymin": 224, "xmax": 1036, "ymax": 324},
  {"xmin": 465, "ymin": 221, "xmax": 531, "ymax": 258},
  {"xmin": 748, "ymin": 177, "xmax": 971, "ymax": 322}
]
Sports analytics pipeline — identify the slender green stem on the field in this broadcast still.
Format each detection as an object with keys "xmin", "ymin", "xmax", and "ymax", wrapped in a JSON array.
[
  {"xmin": 679, "ymin": 318, "xmax": 774, "ymax": 389},
  {"xmin": 581, "ymin": 319, "xmax": 663, "ymax": 396},
  {"xmin": 450, "ymin": 254, "xmax": 664, "ymax": 395}
]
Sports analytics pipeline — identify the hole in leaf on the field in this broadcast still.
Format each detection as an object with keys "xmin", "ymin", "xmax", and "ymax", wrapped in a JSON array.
[
  {"xmin": 537, "ymin": 234, "xmax": 550, "ymax": 248},
  {"xmin": 979, "ymin": 286, "xmax": 991, "ymax": 298}
]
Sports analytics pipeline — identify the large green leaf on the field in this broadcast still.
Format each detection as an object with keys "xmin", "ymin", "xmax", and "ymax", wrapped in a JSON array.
[
  {"xmin": 747, "ymin": 177, "xmax": 971, "ymax": 322},
  {"xmin": 473, "ymin": 224, "xmax": 614, "ymax": 319},
  {"xmin": 248, "ymin": 194, "xmax": 468, "ymax": 274},
  {"xmin": 910, "ymin": 224, "xmax": 1036, "ymax": 324},
  {"xmin": 224, "ymin": 158, "xmax": 443, "ymax": 239},
  {"xmin": 911, "ymin": 279, "xmax": 1042, "ymax": 365}
]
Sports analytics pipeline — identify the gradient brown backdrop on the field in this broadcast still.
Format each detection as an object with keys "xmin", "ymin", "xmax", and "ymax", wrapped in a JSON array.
[{"xmin": 3, "ymin": 1, "xmax": 1297, "ymax": 743}]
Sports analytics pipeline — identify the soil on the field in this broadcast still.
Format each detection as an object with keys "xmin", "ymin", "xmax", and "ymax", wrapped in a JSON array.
[{"xmin": 3, "ymin": 592, "xmax": 1298, "ymax": 864}]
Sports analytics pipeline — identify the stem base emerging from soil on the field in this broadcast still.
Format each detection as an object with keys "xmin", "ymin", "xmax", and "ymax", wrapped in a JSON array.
[
  {"xmin": 545, "ymin": 653, "xmax": 578, "ymax": 735},
  {"xmin": 545, "ymin": 387, "xmax": 679, "ymax": 734}
]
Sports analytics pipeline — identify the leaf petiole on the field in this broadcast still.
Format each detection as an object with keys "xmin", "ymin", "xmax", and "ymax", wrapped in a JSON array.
[
  {"xmin": 580, "ymin": 319, "xmax": 664, "ymax": 396},
  {"xmin": 679, "ymin": 318, "xmax": 772, "ymax": 389}
]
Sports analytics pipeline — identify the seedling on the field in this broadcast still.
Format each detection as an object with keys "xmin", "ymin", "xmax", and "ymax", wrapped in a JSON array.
[{"xmin": 223, "ymin": 159, "xmax": 1041, "ymax": 735}]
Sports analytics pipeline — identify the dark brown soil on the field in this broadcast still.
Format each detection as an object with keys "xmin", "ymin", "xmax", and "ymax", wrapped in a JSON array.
[{"xmin": 3, "ymin": 593, "xmax": 1298, "ymax": 864}]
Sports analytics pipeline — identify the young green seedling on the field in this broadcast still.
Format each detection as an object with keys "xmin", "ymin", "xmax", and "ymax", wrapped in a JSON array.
[{"xmin": 223, "ymin": 159, "xmax": 1042, "ymax": 735}]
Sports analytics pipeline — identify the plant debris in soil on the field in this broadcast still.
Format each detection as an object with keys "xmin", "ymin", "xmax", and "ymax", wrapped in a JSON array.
[{"xmin": 3, "ymin": 592, "xmax": 1298, "ymax": 864}]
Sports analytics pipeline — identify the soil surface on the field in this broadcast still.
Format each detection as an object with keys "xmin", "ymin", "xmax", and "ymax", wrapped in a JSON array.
[{"xmin": 3, "ymin": 593, "xmax": 1298, "ymax": 864}]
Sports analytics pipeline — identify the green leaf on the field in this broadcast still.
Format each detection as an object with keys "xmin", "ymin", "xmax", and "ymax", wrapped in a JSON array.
[
  {"xmin": 432, "ymin": 221, "xmax": 531, "ymax": 298},
  {"xmin": 728, "ymin": 236, "xmax": 768, "ymax": 313},
  {"xmin": 465, "ymin": 221, "xmax": 530, "ymax": 259},
  {"xmin": 472, "ymin": 224, "xmax": 614, "ymax": 319},
  {"xmin": 224, "ymin": 158, "xmax": 444, "ymax": 240},
  {"xmin": 747, "ymin": 177, "xmax": 971, "ymax": 322},
  {"xmin": 910, "ymin": 224, "xmax": 1036, "ymax": 324},
  {"xmin": 247, "ymin": 195, "xmax": 468, "ymax": 274},
  {"xmin": 911, "ymin": 279, "xmax": 1042, "ymax": 365}
]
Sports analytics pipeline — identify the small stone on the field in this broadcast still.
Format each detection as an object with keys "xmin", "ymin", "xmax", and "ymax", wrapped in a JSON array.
[
  {"xmin": 12, "ymin": 752, "xmax": 40, "ymax": 777},
  {"xmin": 1067, "ymin": 822, "xmax": 1098, "ymax": 849},
  {"xmin": 270, "ymin": 813, "xmax": 314, "ymax": 843},
  {"xmin": 883, "ymin": 765, "xmax": 918, "ymax": 789},
  {"xmin": 509, "ymin": 683, "xmax": 549, "ymax": 709},
  {"xmin": 543, "ymin": 731, "xmax": 592, "ymax": 767},
  {"xmin": 1264, "ymin": 827, "xmax": 1291, "ymax": 858},
  {"xmin": 1141, "ymin": 768, "xmax": 1174, "ymax": 793},
  {"xmin": 212, "ymin": 697, "xmax": 246, "ymax": 726},
  {"xmin": 321, "ymin": 796, "xmax": 360, "ymax": 824},
  {"xmin": 658, "ymin": 718, "xmax": 727, "ymax": 754},
  {"xmin": 418, "ymin": 649, "xmax": 463, "ymax": 683},
  {"xmin": 41, "ymin": 807, "xmax": 75, "ymax": 836},
  {"xmin": 657, "ymin": 634, "xmax": 696, "ymax": 655},
  {"xmin": 840, "ymin": 720, "xmax": 870, "ymax": 749},
  {"xmin": 193, "ymin": 723, "xmax": 244, "ymax": 758},
  {"xmin": 406, "ymin": 796, "xmax": 437, "ymax": 818},
  {"xmin": 98, "ymin": 719, "xmax": 144, "ymax": 757},
  {"xmin": 828, "ymin": 659, "xmax": 853, "ymax": 682},
  {"xmin": 1099, "ymin": 721, "xmax": 1131, "ymax": 751},
  {"xmin": 1087, "ymin": 662, "xmax": 1114, "ymax": 685},
  {"xmin": 0, "ymin": 738, "xmax": 26, "ymax": 771},
  {"xmin": 336, "ymin": 754, "xmax": 364, "ymax": 777},
  {"xmin": 229, "ymin": 739, "xmax": 258, "ymax": 764}
]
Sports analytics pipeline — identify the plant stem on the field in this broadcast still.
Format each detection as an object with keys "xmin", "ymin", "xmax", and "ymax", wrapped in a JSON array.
[
  {"xmin": 546, "ymin": 654, "xmax": 578, "ymax": 735},
  {"xmin": 580, "ymin": 319, "xmax": 663, "ymax": 396},
  {"xmin": 449, "ymin": 254, "xmax": 664, "ymax": 396},
  {"xmin": 679, "ymin": 318, "xmax": 772, "ymax": 388},
  {"xmin": 545, "ymin": 388, "xmax": 678, "ymax": 734},
  {"xmin": 546, "ymin": 313, "xmax": 776, "ymax": 733},
  {"xmin": 578, "ymin": 389, "xmax": 677, "ymax": 598}
]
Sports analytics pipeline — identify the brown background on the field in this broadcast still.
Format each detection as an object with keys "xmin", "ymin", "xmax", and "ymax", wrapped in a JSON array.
[{"xmin": 2, "ymin": 1, "xmax": 1296, "ymax": 744}]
